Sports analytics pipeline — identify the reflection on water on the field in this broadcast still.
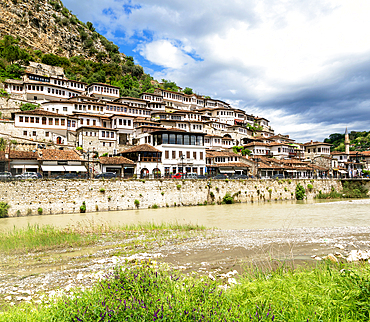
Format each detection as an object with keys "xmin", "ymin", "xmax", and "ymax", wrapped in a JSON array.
[{"xmin": 1, "ymin": 199, "xmax": 370, "ymax": 232}]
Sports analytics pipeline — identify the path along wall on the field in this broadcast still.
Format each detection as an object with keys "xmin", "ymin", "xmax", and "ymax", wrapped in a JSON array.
[{"xmin": 0, "ymin": 179, "xmax": 343, "ymax": 217}]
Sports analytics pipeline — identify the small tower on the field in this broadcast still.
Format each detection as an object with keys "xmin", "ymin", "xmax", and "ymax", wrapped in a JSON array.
[{"xmin": 345, "ymin": 127, "xmax": 350, "ymax": 155}]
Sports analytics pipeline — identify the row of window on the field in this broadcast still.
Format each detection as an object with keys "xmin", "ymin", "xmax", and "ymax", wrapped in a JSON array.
[
  {"xmin": 217, "ymin": 111, "xmax": 234, "ymax": 116},
  {"xmin": 164, "ymin": 150, "xmax": 204, "ymax": 160},
  {"xmin": 153, "ymin": 134, "xmax": 204, "ymax": 146},
  {"xmin": 75, "ymin": 104, "xmax": 104, "ymax": 112},
  {"xmin": 101, "ymin": 131, "xmax": 115, "ymax": 138},
  {"xmin": 29, "ymin": 75, "xmax": 50, "ymax": 82},
  {"xmin": 213, "ymin": 156, "xmax": 239, "ymax": 163},
  {"xmin": 80, "ymin": 119, "xmax": 97, "ymax": 126},
  {"xmin": 106, "ymin": 105, "xmax": 151, "ymax": 115},
  {"xmin": 89, "ymin": 86, "xmax": 119, "ymax": 95},
  {"xmin": 307, "ymin": 147, "xmax": 330, "ymax": 154},
  {"xmin": 19, "ymin": 116, "xmax": 66, "ymax": 126},
  {"xmin": 120, "ymin": 100, "xmax": 147, "ymax": 108}
]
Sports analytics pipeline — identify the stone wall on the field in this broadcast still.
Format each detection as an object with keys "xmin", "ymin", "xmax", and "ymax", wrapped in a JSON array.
[{"xmin": 0, "ymin": 179, "xmax": 343, "ymax": 217}]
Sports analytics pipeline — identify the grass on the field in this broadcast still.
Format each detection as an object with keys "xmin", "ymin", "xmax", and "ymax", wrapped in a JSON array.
[
  {"xmin": 2, "ymin": 262, "xmax": 370, "ymax": 321},
  {"xmin": 0, "ymin": 222, "xmax": 206, "ymax": 254}
]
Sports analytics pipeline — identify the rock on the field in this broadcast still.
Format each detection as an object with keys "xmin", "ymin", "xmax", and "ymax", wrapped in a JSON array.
[
  {"xmin": 323, "ymin": 254, "xmax": 338, "ymax": 263},
  {"xmin": 208, "ymin": 274, "xmax": 215, "ymax": 281},
  {"xmin": 334, "ymin": 244, "xmax": 345, "ymax": 250}
]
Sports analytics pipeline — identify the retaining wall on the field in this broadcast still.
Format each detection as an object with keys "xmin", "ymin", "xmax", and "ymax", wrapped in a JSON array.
[{"xmin": 0, "ymin": 179, "xmax": 343, "ymax": 217}]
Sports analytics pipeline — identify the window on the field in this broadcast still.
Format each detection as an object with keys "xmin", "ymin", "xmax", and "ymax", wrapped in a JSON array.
[
  {"xmin": 19, "ymin": 116, "xmax": 23, "ymax": 122},
  {"xmin": 61, "ymin": 119, "xmax": 65, "ymax": 126},
  {"xmin": 86, "ymin": 119, "xmax": 90, "ymax": 126},
  {"xmin": 93, "ymin": 120, "xmax": 96, "ymax": 126},
  {"xmin": 63, "ymin": 107, "xmax": 67, "ymax": 112},
  {"xmin": 193, "ymin": 152, "xmax": 197, "ymax": 159},
  {"xmin": 55, "ymin": 118, "xmax": 59, "ymax": 126},
  {"xmin": 25, "ymin": 117, "xmax": 29, "ymax": 122},
  {"xmin": 200, "ymin": 152, "xmax": 203, "ymax": 160},
  {"xmin": 102, "ymin": 131, "xmax": 105, "ymax": 137},
  {"xmin": 35, "ymin": 117, "xmax": 39, "ymax": 123},
  {"xmin": 23, "ymin": 131, "xmax": 27, "ymax": 136},
  {"xmin": 165, "ymin": 150, "xmax": 169, "ymax": 159},
  {"xmin": 32, "ymin": 131, "xmax": 36, "ymax": 136},
  {"xmin": 172, "ymin": 151, "xmax": 176, "ymax": 159},
  {"xmin": 111, "ymin": 132, "xmax": 114, "ymax": 138},
  {"xmin": 45, "ymin": 131, "xmax": 49, "ymax": 137},
  {"xmin": 187, "ymin": 151, "xmax": 190, "ymax": 159}
]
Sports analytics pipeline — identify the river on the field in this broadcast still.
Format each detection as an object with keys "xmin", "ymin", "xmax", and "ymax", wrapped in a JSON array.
[{"xmin": 1, "ymin": 198, "xmax": 370, "ymax": 231}]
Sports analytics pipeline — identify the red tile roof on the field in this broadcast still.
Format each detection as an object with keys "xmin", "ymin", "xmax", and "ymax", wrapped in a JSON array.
[
  {"xmin": 120, "ymin": 144, "xmax": 161, "ymax": 153},
  {"xmin": 38, "ymin": 149, "xmax": 83, "ymax": 161},
  {"xmin": 99, "ymin": 156, "xmax": 135, "ymax": 165}
]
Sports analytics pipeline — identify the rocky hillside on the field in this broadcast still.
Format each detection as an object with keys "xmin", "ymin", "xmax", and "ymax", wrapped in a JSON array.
[{"xmin": 0, "ymin": 0, "xmax": 122, "ymax": 63}]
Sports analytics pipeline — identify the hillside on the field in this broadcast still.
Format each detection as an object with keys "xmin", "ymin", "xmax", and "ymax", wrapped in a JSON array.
[
  {"xmin": 0, "ymin": 0, "xmax": 121, "ymax": 63},
  {"xmin": 324, "ymin": 131, "xmax": 370, "ymax": 152}
]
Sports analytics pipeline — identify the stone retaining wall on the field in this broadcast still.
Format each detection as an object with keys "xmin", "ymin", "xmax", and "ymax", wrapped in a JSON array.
[{"xmin": 0, "ymin": 179, "xmax": 343, "ymax": 217}]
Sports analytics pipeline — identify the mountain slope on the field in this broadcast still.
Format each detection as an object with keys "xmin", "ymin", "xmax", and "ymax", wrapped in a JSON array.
[{"xmin": 0, "ymin": 0, "xmax": 121, "ymax": 63}]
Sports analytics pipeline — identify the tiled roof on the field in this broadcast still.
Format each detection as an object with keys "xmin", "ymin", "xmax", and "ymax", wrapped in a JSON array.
[
  {"xmin": 87, "ymin": 82, "xmax": 120, "ymax": 89},
  {"xmin": 206, "ymin": 151, "xmax": 239, "ymax": 157},
  {"xmin": 38, "ymin": 149, "xmax": 83, "ymax": 161},
  {"xmin": 99, "ymin": 156, "xmax": 135, "ymax": 165},
  {"xmin": 120, "ymin": 144, "xmax": 161, "ymax": 153},
  {"xmin": 15, "ymin": 109, "xmax": 65, "ymax": 117},
  {"xmin": 9, "ymin": 150, "xmax": 38, "ymax": 160},
  {"xmin": 303, "ymin": 141, "xmax": 332, "ymax": 146},
  {"xmin": 214, "ymin": 162, "xmax": 250, "ymax": 168}
]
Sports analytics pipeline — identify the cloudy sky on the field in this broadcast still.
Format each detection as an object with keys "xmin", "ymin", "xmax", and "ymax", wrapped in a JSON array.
[{"xmin": 62, "ymin": 0, "xmax": 370, "ymax": 142}]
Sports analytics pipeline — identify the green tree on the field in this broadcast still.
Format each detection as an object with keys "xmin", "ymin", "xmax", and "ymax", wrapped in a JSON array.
[
  {"xmin": 295, "ymin": 183, "xmax": 306, "ymax": 200},
  {"xmin": 86, "ymin": 21, "xmax": 95, "ymax": 32},
  {"xmin": 183, "ymin": 87, "xmax": 193, "ymax": 95},
  {"xmin": 161, "ymin": 79, "xmax": 178, "ymax": 91},
  {"xmin": 20, "ymin": 103, "xmax": 38, "ymax": 111}
]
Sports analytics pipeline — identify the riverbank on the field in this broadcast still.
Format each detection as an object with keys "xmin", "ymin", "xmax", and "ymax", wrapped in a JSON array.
[
  {"xmin": 1, "ymin": 222, "xmax": 370, "ymax": 313},
  {"xmin": 0, "ymin": 179, "xmax": 343, "ymax": 217}
]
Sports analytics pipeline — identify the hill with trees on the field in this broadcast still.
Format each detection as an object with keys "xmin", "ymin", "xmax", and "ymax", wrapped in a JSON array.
[{"xmin": 324, "ymin": 131, "xmax": 370, "ymax": 152}]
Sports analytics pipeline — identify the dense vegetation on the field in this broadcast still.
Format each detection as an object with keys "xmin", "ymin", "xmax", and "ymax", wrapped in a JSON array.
[
  {"xmin": 324, "ymin": 131, "xmax": 370, "ymax": 152},
  {"xmin": 316, "ymin": 182, "xmax": 368, "ymax": 199},
  {"xmin": 3, "ymin": 262, "xmax": 370, "ymax": 321}
]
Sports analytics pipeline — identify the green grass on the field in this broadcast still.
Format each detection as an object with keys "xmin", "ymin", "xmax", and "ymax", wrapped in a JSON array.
[
  {"xmin": 0, "ymin": 222, "xmax": 206, "ymax": 254},
  {"xmin": 2, "ymin": 262, "xmax": 370, "ymax": 321}
]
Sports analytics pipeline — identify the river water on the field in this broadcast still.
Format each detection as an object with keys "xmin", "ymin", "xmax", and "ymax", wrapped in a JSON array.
[{"xmin": 1, "ymin": 199, "xmax": 370, "ymax": 232}]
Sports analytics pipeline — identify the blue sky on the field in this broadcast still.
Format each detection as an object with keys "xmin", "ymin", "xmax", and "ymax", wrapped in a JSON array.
[{"xmin": 62, "ymin": 0, "xmax": 370, "ymax": 143}]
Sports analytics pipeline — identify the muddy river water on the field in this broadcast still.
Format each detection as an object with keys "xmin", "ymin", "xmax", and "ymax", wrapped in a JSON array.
[{"xmin": 1, "ymin": 198, "xmax": 370, "ymax": 231}]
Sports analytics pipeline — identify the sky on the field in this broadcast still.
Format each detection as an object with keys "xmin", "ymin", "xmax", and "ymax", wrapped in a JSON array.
[{"xmin": 62, "ymin": 0, "xmax": 370, "ymax": 143}]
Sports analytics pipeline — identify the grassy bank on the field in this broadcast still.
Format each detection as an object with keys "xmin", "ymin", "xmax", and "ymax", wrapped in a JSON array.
[
  {"xmin": 1, "ymin": 262, "xmax": 370, "ymax": 321},
  {"xmin": 0, "ymin": 222, "xmax": 206, "ymax": 254}
]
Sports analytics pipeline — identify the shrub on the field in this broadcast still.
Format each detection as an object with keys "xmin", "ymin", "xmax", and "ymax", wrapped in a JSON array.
[
  {"xmin": 177, "ymin": 184, "xmax": 181, "ymax": 190},
  {"xmin": 76, "ymin": 146, "xmax": 83, "ymax": 151},
  {"xmin": 161, "ymin": 192, "xmax": 164, "ymax": 196},
  {"xmin": 295, "ymin": 183, "xmax": 306, "ymax": 200},
  {"xmin": 0, "ymin": 89, "xmax": 9, "ymax": 97},
  {"xmin": 209, "ymin": 191, "xmax": 215, "ymax": 199},
  {"xmin": 0, "ymin": 202, "xmax": 10, "ymax": 218},
  {"xmin": 20, "ymin": 102, "xmax": 38, "ymax": 111},
  {"xmin": 80, "ymin": 201, "xmax": 86, "ymax": 213},
  {"xmin": 37, "ymin": 207, "xmax": 43, "ymax": 215},
  {"xmin": 152, "ymin": 204, "xmax": 158, "ymax": 209},
  {"xmin": 107, "ymin": 196, "xmax": 112, "ymax": 201},
  {"xmin": 222, "ymin": 193, "xmax": 234, "ymax": 204},
  {"xmin": 307, "ymin": 183, "xmax": 313, "ymax": 192},
  {"xmin": 288, "ymin": 179, "xmax": 292, "ymax": 184},
  {"xmin": 134, "ymin": 199, "xmax": 140, "ymax": 208},
  {"xmin": 99, "ymin": 188, "xmax": 105, "ymax": 193}
]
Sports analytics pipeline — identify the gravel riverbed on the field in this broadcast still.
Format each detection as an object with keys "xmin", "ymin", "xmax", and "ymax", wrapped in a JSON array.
[{"xmin": 1, "ymin": 226, "xmax": 370, "ymax": 308}]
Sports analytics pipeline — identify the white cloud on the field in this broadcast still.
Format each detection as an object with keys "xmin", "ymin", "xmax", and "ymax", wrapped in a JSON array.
[
  {"xmin": 138, "ymin": 40, "xmax": 194, "ymax": 69},
  {"xmin": 61, "ymin": 0, "xmax": 370, "ymax": 141}
]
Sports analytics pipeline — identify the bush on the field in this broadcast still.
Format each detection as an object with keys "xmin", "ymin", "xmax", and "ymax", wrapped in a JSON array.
[
  {"xmin": 0, "ymin": 202, "xmax": 10, "ymax": 218},
  {"xmin": 79, "ymin": 201, "xmax": 86, "ymax": 213},
  {"xmin": 176, "ymin": 184, "xmax": 181, "ymax": 190},
  {"xmin": 307, "ymin": 183, "xmax": 313, "ymax": 192},
  {"xmin": 76, "ymin": 146, "xmax": 83, "ymax": 151},
  {"xmin": 37, "ymin": 207, "xmax": 43, "ymax": 215},
  {"xmin": 99, "ymin": 188, "xmax": 105, "ymax": 193},
  {"xmin": 152, "ymin": 204, "xmax": 158, "ymax": 209},
  {"xmin": 222, "ymin": 193, "xmax": 234, "ymax": 204},
  {"xmin": 295, "ymin": 183, "xmax": 306, "ymax": 200},
  {"xmin": 20, "ymin": 102, "xmax": 38, "ymax": 111},
  {"xmin": 134, "ymin": 199, "xmax": 140, "ymax": 208}
]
